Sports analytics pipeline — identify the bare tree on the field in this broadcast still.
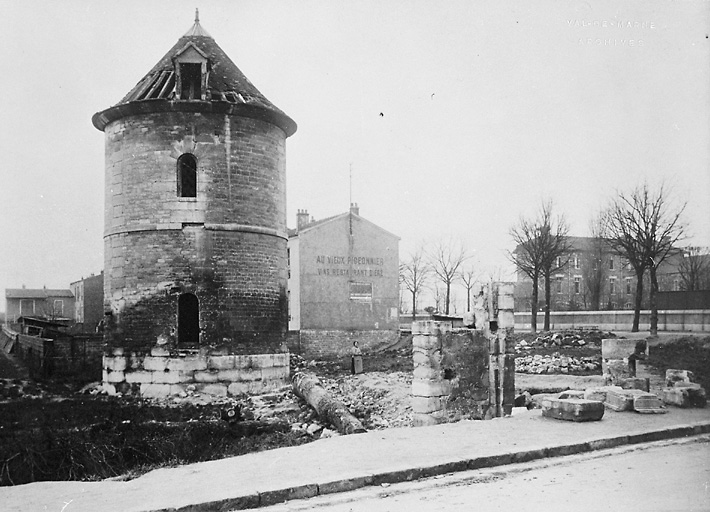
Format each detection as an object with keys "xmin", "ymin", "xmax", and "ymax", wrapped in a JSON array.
[
  {"xmin": 459, "ymin": 263, "xmax": 480, "ymax": 312},
  {"xmin": 678, "ymin": 247, "xmax": 710, "ymax": 291},
  {"xmin": 399, "ymin": 244, "xmax": 430, "ymax": 321},
  {"xmin": 604, "ymin": 182, "xmax": 686, "ymax": 334},
  {"xmin": 429, "ymin": 239, "xmax": 469, "ymax": 315},
  {"xmin": 583, "ymin": 214, "xmax": 607, "ymax": 310},
  {"xmin": 509, "ymin": 200, "xmax": 571, "ymax": 332}
]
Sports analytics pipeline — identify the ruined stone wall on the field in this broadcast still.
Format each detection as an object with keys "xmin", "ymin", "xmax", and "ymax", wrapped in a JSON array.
[
  {"xmin": 411, "ymin": 283, "xmax": 516, "ymax": 426},
  {"xmin": 103, "ymin": 111, "xmax": 288, "ymax": 355}
]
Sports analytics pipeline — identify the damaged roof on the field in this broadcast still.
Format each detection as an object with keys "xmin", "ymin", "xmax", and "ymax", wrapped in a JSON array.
[{"xmin": 92, "ymin": 12, "xmax": 296, "ymax": 136}]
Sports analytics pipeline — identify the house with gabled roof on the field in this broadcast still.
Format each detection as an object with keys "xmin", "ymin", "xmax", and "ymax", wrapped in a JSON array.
[
  {"xmin": 5, "ymin": 287, "xmax": 75, "ymax": 325},
  {"xmin": 287, "ymin": 204, "xmax": 400, "ymax": 357}
]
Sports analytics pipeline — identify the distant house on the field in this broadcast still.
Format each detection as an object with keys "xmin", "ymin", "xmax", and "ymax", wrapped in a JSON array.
[
  {"xmin": 5, "ymin": 287, "xmax": 75, "ymax": 325},
  {"xmin": 70, "ymin": 272, "xmax": 104, "ymax": 332},
  {"xmin": 287, "ymin": 204, "xmax": 400, "ymax": 357}
]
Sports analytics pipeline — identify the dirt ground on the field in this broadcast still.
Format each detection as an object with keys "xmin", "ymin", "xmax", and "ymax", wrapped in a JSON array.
[{"xmin": 2, "ymin": 331, "xmax": 708, "ymax": 485}]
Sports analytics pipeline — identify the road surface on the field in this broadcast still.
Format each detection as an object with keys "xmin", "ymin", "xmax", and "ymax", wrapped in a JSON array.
[{"xmin": 261, "ymin": 435, "xmax": 710, "ymax": 512}]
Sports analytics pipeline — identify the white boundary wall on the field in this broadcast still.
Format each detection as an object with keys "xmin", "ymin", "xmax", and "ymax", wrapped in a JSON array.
[{"xmin": 514, "ymin": 309, "xmax": 710, "ymax": 332}]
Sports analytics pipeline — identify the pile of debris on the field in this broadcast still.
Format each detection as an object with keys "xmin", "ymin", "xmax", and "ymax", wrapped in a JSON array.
[
  {"xmin": 514, "ymin": 329, "xmax": 614, "ymax": 353},
  {"xmin": 515, "ymin": 353, "xmax": 602, "ymax": 374},
  {"xmin": 0, "ymin": 378, "xmax": 45, "ymax": 400}
]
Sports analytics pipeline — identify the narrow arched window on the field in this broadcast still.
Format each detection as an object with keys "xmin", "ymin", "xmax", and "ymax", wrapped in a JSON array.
[
  {"xmin": 177, "ymin": 154, "xmax": 197, "ymax": 197},
  {"xmin": 178, "ymin": 293, "xmax": 199, "ymax": 345}
]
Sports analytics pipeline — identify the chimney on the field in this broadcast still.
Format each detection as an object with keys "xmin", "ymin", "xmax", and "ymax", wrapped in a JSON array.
[
  {"xmin": 296, "ymin": 209, "xmax": 310, "ymax": 231},
  {"xmin": 350, "ymin": 203, "xmax": 360, "ymax": 216}
]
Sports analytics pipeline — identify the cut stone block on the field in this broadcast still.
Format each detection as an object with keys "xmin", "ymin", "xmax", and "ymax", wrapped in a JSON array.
[
  {"xmin": 632, "ymin": 392, "xmax": 666, "ymax": 414},
  {"xmin": 558, "ymin": 390, "xmax": 585, "ymax": 400},
  {"xmin": 602, "ymin": 339, "xmax": 645, "ymax": 360},
  {"xmin": 603, "ymin": 359, "xmax": 632, "ymax": 382},
  {"xmin": 662, "ymin": 386, "xmax": 707, "ymax": 408},
  {"xmin": 605, "ymin": 389, "xmax": 635, "ymax": 411},
  {"xmin": 665, "ymin": 369, "xmax": 694, "ymax": 387},
  {"xmin": 541, "ymin": 398, "xmax": 605, "ymax": 422},
  {"xmin": 584, "ymin": 385, "xmax": 623, "ymax": 402},
  {"xmin": 618, "ymin": 377, "xmax": 650, "ymax": 392}
]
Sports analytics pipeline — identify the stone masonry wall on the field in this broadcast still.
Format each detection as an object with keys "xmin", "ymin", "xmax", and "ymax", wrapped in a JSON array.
[
  {"xmin": 103, "ymin": 111, "xmax": 288, "ymax": 354},
  {"xmin": 103, "ymin": 349, "xmax": 290, "ymax": 398},
  {"xmin": 411, "ymin": 283, "xmax": 516, "ymax": 426}
]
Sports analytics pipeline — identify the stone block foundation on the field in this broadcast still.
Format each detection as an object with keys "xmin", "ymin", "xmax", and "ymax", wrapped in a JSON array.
[{"xmin": 102, "ymin": 350, "xmax": 289, "ymax": 398}]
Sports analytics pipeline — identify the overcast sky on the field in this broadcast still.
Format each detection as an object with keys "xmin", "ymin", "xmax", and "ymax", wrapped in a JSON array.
[{"xmin": 1, "ymin": 0, "xmax": 708, "ymax": 312}]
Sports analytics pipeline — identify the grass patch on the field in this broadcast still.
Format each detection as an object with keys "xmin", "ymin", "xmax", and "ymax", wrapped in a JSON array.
[{"xmin": 0, "ymin": 396, "xmax": 309, "ymax": 486}]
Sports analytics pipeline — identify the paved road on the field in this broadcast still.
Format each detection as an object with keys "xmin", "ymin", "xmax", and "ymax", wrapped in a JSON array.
[{"xmin": 262, "ymin": 436, "xmax": 710, "ymax": 512}]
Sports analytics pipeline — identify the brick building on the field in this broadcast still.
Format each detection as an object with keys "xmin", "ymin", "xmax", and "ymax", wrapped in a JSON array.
[
  {"xmin": 91, "ymin": 13, "xmax": 296, "ymax": 396},
  {"xmin": 514, "ymin": 236, "xmax": 684, "ymax": 312},
  {"xmin": 70, "ymin": 272, "xmax": 104, "ymax": 333},
  {"xmin": 287, "ymin": 204, "xmax": 400, "ymax": 357}
]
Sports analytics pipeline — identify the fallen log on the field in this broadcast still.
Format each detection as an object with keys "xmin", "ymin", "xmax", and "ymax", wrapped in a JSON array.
[{"xmin": 292, "ymin": 372, "xmax": 366, "ymax": 435}]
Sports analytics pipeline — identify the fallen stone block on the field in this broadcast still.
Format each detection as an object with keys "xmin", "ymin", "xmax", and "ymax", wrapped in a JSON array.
[
  {"xmin": 603, "ymin": 359, "xmax": 633, "ymax": 383},
  {"xmin": 632, "ymin": 392, "xmax": 666, "ymax": 414},
  {"xmin": 605, "ymin": 389, "xmax": 636, "ymax": 411},
  {"xmin": 665, "ymin": 369, "xmax": 694, "ymax": 388},
  {"xmin": 618, "ymin": 377, "xmax": 650, "ymax": 392},
  {"xmin": 662, "ymin": 386, "xmax": 707, "ymax": 408},
  {"xmin": 541, "ymin": 398, "xmax": 605, "ymax": 422},
  {"xmin": 584, "ymin": 385, "xmax": 623, "ymax": 402},
  {"xmin": 529, "ymin": 393, "xmax": 561, "ymax": 410},
  {"xmin": 558, "ymin": 390, "xmax": 585, "ymax": 400}
]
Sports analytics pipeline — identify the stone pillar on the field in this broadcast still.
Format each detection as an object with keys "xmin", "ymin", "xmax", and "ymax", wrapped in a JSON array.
[{"xmin": 411, "ymin": 321, "xmax": 451, "ymax": 426}]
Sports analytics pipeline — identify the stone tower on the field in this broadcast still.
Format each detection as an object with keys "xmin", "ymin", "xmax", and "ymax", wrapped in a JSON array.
[{"xmin": 93, "ymin": 13, "xmax": 296, "ymax": 396}]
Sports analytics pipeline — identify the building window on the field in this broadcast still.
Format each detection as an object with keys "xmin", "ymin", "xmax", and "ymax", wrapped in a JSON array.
[
  {"xmin": 673, "ymin": 278, "xmax": 681, "ymax": 291},
  {"xmin": 350, "ymin": 282, "xmax": 373, "ymax": 302},
  {"xmin": 609, "ymin": 277, "xmax": 616, "ymax": 295},
  {"xmin": 609, "ymin": 257, "xmax": 614, "ymax": 270},
  {"xmin": 178, "ymin": 293, "xmax": 199, "ymax": 345},
  {"xmin": 555, "ymin": 276, "xmax": 563, "ymax": 293},
  {"xmin": 179, "ymin": 63, "xmax": 202, "ymax": 100},
  {"xmin": 555, "ymin": 256, "xmax": 562, "ymax": 268},
  {"xmin": 20, "ymin": 299, "xmax": 35, "ymax": 316},
  {"xmin": 573, "ymin": 277, "xmax": 581, "ymax": 294},
  {"xmin": 573, "ymin": 254, "xmax": 579, "ymax": 269},
  {"xmin": 626, "ymin": 278, "xmax": 632, "ymax": 295},
  {"xmin": 177, "ymin": 154, "xmax": 197, "ymax": 197},
  {"xmin": 53, "ymin": 300, "xmax": 64, "ymax": 317}
]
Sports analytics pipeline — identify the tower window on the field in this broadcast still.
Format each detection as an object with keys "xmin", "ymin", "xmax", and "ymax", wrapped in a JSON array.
[
  {"xmin": 177, "ymin": 154, "xmax": 197, "ymax": 197},
  {"xmin": 178, "ymin": 293, "xmax": 200, "ymax": 346},
  {"xmin": 179, "ymin": 63, "xmax": 202, "ymax": 100}
]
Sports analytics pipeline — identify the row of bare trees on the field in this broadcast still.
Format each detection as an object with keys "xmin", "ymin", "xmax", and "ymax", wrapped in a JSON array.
[
  {"xmin": 399, "ymin": 239, "xmax": 477, "ymax": 320},
  {"xmin": 509, "ymin": 182, "xmax": 689, "ymax": 335}
]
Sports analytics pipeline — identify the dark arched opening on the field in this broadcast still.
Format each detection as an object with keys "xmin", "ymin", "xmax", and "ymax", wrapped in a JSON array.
[
  {"xmin": 177, "ymin": 153, "xmax": 197, "ymax": 197},
  {"xmin": 178, "ymin": 293, "xmax": 199, "ymax": 345}
]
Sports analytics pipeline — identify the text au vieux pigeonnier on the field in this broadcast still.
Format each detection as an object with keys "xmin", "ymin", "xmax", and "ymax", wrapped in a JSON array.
[{"xmin": 315, "ymin": 255, "xmax": 384, "ymax": 277}]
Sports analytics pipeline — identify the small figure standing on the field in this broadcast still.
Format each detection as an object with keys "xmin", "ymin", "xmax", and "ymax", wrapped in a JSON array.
[{"xmin": 351, "ymin": 340, "xmax": 363, "ymax": 374}]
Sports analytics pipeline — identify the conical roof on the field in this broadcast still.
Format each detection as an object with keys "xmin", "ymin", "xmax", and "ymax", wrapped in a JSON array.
[{"xmin": 92, "ymin": 13, "xmax": 296, "ymax": 136}]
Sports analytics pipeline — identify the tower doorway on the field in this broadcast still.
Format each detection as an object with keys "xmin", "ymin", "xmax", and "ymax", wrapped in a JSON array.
[{"xmin": 178, "ymin": 293, "xmax": 199, "ymax": 345}]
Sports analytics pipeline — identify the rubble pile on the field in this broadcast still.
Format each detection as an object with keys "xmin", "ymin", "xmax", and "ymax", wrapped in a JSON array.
[
  {"xmin": 514, "ymin": 329, "xmax": 613, "ymax": 353},
  {"xmin": 0, "ymin": 378, "xmax": 45, "ymax": 400},
  {"xmin": 515, "ymin": 352, "xmax": 602, "ymax": 374}
]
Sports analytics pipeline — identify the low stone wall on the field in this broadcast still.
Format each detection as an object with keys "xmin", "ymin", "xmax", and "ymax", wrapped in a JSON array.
[
  {"xmin": 514, "ymin": 309, "xmax": 710, "ymax": 332},
  {"xmin": 293, "ymin": 329, "xmax": 400, "ymax": 358},
  {"xmin": 103, "ymin": 348, "xmax": 290, "ymax": 398}
]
